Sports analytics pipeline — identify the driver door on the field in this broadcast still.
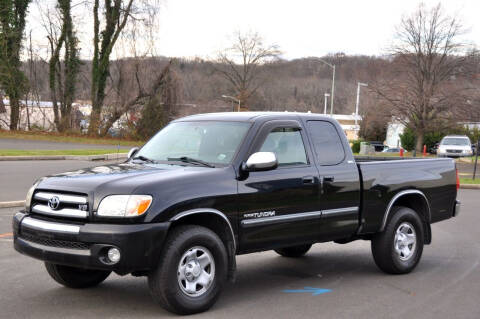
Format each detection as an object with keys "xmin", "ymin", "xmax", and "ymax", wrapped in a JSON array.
[{"xmin": 237, "ymin": 120, "xmax": 321, "ymax": 252}]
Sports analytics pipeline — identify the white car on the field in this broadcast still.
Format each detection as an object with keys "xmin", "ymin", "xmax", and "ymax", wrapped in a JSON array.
[{"xmin": 437, "ymin": 135, "xmax": 473, "ymax": 157}]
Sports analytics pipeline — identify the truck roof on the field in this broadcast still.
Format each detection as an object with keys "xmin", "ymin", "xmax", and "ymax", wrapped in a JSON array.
[{"xmin": 175, "ymin": 111, "xmax": 335, "ymax": 123}]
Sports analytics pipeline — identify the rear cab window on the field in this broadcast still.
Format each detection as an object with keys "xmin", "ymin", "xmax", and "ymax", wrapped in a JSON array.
[{"xmin": 307, "ymin": 121, "xmax": 346, "ymax": 165}]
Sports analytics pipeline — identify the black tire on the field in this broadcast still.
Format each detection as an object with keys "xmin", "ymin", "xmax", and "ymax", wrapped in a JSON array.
[
  {"xmin": 275, "ymin": 244, "xmax": 312, "ymax": 258},
  {"xmin": 45, "ymin": 263, "xmax": 111, "ymax": 288},
  {"xmin": 371, "ymin": 206, "xmax": 424, "ymax": 274},
  {"xmin": 148, "ymin": 225, "xmax": 228, "ymax": 315}
]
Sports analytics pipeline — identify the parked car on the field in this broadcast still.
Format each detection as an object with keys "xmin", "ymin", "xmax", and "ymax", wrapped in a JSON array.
[
  {"xmin": 382, "ymin": 147, "xmax": 401, "ymax": 153},
  {"xmin": 437, "ymin": 135, "xmax": 473, "ymax": 158},
  {"xmin": 369, "ymin": 141, "xmax": 386, "ymax": 152},
  {"xmin": 13, "ymin": 112, "xmax": 460, "ymax": 315},
  {"xmin": 429, "ymin": 142, "xmax": 440, "ymax": 155}
]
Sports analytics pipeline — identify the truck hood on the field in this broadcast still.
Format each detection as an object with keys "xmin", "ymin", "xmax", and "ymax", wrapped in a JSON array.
[{"xmin": 36, "ymin": 162, "xmax": 218, "ymax": 200}]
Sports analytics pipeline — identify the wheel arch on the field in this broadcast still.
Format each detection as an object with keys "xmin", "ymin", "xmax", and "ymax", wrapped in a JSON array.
[
  {"xmin": 380, "ymin": 190, "xmax": 432, "ymax": 244},
  {"xmin": 169, "ymin": 208, "xmax": 237, "ymax": 281}
]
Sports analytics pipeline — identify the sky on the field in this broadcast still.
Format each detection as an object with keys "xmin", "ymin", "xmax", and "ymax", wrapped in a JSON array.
[
  {"xmin": 27, "ymin": 0, "xmax": 480, "ymax": 60},
  {"xmin": 155, "ymin": 0, "xmax": 480, "ymax": 59}
]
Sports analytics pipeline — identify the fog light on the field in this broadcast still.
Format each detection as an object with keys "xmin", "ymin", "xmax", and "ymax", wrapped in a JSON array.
[{"xmin": 107, "ymin": 248, "xmax": 121, "ymax": 264}]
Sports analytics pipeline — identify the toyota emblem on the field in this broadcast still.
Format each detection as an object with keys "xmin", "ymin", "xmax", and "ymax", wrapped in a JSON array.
[{"xmin": 48, "ymin": 196, "xmax": 60, "ymax": 210}]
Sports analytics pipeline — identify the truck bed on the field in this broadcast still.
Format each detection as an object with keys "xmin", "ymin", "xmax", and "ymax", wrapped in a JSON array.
[{"xmin": 356, "ymin": 157, "xmax": 457, "ymax": 234}]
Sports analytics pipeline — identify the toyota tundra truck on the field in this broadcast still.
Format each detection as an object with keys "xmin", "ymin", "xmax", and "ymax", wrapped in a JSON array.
[{"xmin": 13, "ymin": 112, "xmax": 460, "ymax": 315}]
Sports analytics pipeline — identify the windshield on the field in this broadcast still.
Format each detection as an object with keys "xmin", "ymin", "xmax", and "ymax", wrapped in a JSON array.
[
  {"xmin": 136, "ymin": 121, "xmax": 251, "ymax": 165},
  {"xmin": 441, "ymin": 138, "xmax": 470, "ymax": 146}
]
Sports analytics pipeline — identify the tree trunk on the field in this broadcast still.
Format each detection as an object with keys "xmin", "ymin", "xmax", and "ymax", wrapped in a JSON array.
[
  {"xmin": 9, "ymin": 97, "xmax": 20, "ymax": 130},
  {"xmin": 88, "ymin": 104, "xmax": 101, "ymax": 135},
  {"xmin": 415, "ymin": 130, "xmax": 425, "ymax": 153}
]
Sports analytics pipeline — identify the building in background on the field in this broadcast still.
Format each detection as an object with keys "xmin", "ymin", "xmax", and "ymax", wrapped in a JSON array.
[
  {"xmin": 386, "ymin": 120, "xmax": 405, "ymax": 148},
  {"xmin": 386, "ymin": 120, "xmax": 480, "ymax": 148},
  {"xmin": 330, "ymin": 114, "xmax": 362, "ymax": 140},
  {"xmin": 0, "ymin": 99, "xmax": 91, "ymax": 131}
]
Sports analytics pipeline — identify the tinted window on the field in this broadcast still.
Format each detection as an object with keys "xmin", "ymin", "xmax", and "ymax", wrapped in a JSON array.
[
  {"xmin": 137, "ymin": 121, "xmax": 250, "ymax": 164},
  {"xmin": 307, "ymin": 121, "xmax": 345, "ymax": 165},
  {"xmin": 441, "ymin": 137, "xmax": 470, "ymax": 146},
  {"xmin": 259, "ymin": 127, "xmax": 308, "ymax": 166}
]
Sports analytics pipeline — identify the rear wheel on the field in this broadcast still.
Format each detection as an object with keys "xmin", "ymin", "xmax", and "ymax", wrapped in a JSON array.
[
  {"xmin": 45, "ymin": 263, "xmax": 111, "ymax": 288},
  {"xmin": 275, "ymin": 244, "xmax": 312, "ymax": 258},
  {"xmin": 371, "ymin": 206, "xmax": 424, "ymax": 274},
  {"xmin": 148, "ymin": 225, "xmax": 228, "ymax": 315}
]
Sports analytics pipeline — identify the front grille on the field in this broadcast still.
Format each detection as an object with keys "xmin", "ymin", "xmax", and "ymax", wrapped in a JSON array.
[
  {"xmin": 31, "ymin": 191, "xmax": 89, "ymax": 220},
  {"xmin": 446, "ymin": 149, "xmax": 462, "ymax": 153},
  {"xmin": 19, "ymin": 233, "xmax": 90, "ymax": 250}
]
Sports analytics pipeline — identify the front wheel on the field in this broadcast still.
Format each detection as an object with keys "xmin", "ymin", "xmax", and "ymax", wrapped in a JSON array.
[
  {"xmin": 45, "ymin": 263, "xmax": 111, "ymax": 288},
  {"xmin": 148, "ymin": 225, "xmax": 228, "ymax": 315},
  {"xmin": 371, "ymin": 206, "xmax": 424, "ymax": 274}
]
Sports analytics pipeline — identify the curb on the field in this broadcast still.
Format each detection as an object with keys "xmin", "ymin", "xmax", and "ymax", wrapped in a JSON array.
[
  {"xmin": 460, "ymin": 184, "xmax": 480, "ymax": 189},
  {"xmin": 0, "ymin": 200, "xmax": 25, "ymax": 208},
  {"xmin": 0, "ymin": 153, "xmax": 128, "ymax": 161}
]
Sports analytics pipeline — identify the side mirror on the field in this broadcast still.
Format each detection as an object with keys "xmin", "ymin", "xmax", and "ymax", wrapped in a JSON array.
[
  {"xmin": 242, "ymin": 152, "xmax": 278, "ymax": 172},
  {"xmin": 127, "ymin": 147, "xmax": 139, "ymax": 159}
]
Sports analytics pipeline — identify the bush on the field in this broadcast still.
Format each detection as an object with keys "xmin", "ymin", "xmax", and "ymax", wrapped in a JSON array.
[
  {"xmin": 350, "ymin": 139, "xmax": 363, "ymax": 153},
  {"xmin": 399, "ymin": 127, "xmax": 415, "ymax": 151}
]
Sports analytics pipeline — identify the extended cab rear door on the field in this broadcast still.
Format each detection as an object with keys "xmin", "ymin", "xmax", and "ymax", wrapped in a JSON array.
[{"xmin": 305, "ymin": 120, "xmax": 361, "ymax": 241}]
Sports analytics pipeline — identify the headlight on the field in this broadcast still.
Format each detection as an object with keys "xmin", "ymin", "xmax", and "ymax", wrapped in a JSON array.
[
  {"xmin": 97, "ymin": 195, "xmax": 152, "ymax": 217},
  {"xmin": 25, "ymin": 178, "xmax": 44, "ymax": 211}
]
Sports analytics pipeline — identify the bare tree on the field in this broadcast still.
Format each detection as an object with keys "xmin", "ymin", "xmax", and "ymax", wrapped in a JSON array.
[
  {"xmin": 0, "ymin": 0, "xmax": 31, "ymax": 130},
  {"xmin": 215, "ymin": 31, "xmax": 281, "ymax": 110},
  {"xmin": 372, "ymin": 3, "xmax": 472, "ymax": 151},
  {"xmin": 99, "ymin": 1, "xmax": 162, "ymax": 136},
  {"xmin": 0, "ymin": 92, "xmax": 5, "ymax": 113},
  {"xmin": 88, "ymin": 0, "xmax": 134, "ymax": 135},
  {"xmin": 41, "ymin": 0, "xmax": 80, "ymax": 132}
]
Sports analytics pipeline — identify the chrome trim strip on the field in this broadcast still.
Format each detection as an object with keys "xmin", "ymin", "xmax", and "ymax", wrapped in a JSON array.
[
  {"xmin": 241, "ymin": 211, "xmax": 321, "ymax": 226},
  {"xmin": 380, "ymin": 189, "xmax": 431, "ymax": 231},
  {"xmin": 170, "ymin": 208, "xmax": 236, "ymax": 251},
  {"xmin": 21, "ymin": 217, "xmax": 81, "ymax": 234},
  {"xmin": 32, "ymin": 204, "xmax": 87, "ymax": 219},
  {"xmin": 357, "ymin": 158, "xmax": 452, "ymax": 165},
  {"xmin": 322, "ymin": 207, "xmax": 358, "ymax": 216},
  {"xmin": 34, "ymin": 192, "xmax": 87, "ymax": 204}
]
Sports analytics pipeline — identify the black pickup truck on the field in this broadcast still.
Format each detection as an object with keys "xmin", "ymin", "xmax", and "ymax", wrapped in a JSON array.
[{"xmin": 13, "ymin": 112, "xmax": 460, "ymax": 314}]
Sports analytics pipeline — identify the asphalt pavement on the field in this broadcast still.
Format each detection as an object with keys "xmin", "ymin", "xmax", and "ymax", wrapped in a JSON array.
[
  {"xmin": 0, "ymin": 190, "xmax": 478, "ymax": 318},
  {"xmin": 0, "ymin": 138, "xmax": 132, "ymax": 150},
  {"xmin": 0, "ymin": 160, "xmax": 120, "ymax": 202}
]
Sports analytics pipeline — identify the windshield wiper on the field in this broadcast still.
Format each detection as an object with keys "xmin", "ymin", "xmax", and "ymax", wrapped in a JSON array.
[
  {"xmin": 132, "ymin": 155, "xmax": 157, "ymax": 163},
  {"xmin": 167, "ymin": 156, "xmax": 215, "ymax": 168}
]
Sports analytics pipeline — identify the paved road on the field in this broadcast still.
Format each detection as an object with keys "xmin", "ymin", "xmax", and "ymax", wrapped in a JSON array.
[
  {"xmin": 0, "ymin": 190, "xmax": 478, "ymax": 318},
  {"xmin": 0, "ymin": 160, "xmax": 120, "ymax": 201},
  {"xmin": 0, "ymin": 138, "xmax": 132, "ymax": 150}
]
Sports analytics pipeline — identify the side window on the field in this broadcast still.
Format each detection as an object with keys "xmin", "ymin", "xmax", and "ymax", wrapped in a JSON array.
[
  {"xmin": 259, "ymin": 127, "xmax": 308, "ymax": 166},
  {"xmin": 307, "ymin": 121, "xmax": 345, "ymax": 165}
]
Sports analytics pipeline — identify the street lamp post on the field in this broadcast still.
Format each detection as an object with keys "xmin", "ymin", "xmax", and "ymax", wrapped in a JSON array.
[
  {"xmin": 323, "ymin": 93, "xmax": 330, "ymax": 115},
  {"xmin": 355, "ymin": 82, "xmax": 368, "ymax": 126},
  {"xmin": 316, "ymin": 58, "xmax": 336, "ymax": 116},
  {"xmin": 221, "ymin": 95, "xmax": 240, "ymax": 112}
]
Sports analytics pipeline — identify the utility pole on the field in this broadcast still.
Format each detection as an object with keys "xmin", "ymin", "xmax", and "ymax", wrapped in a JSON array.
[
  {"xmin": 355, "ymin": 82, "xmax": 368, "ymax": 126},
  {"xmin": 316, "ymin": 58, "xmax": 336, "ymax": 116},
  {"xmin": 324, "ymin": 93, "xmax": 330, "ymax": 115},
  {"xmin": 330, "ymin": 64, "xmax": 335, "ymax": 115}
]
